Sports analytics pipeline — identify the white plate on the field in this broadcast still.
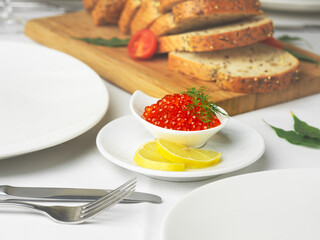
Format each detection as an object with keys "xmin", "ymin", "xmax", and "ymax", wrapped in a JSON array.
[
  {"xmin": 96, "ymin": 115, "xmax": 265, "ymax": 181},
  {"xmin": 161, "ymin": 168, "xmax": 320, "ymax": 240},
  {"xmin": 0, "ymin": 41, "xmax": 109, "ymax": 159},
  {"xmin": 261, "ymin": 0, "xmax": 320, "ymax": 12}
]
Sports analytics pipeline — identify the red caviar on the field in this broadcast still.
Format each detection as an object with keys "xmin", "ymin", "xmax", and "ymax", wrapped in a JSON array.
[{"xmin": 142, "ymin": 93, "xmax": 221, "ymax": 131}]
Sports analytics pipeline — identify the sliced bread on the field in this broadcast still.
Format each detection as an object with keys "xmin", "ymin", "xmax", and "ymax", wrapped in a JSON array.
[
  {"xmin": 168, "ymin": 43, "xmax": 299, "ymax": 93},
  {"xmin": 83, "ymin": 0, "xmax": 98, "ymax": 11},
  {"xmin": 91, "ymin": 0, "xmax": 128, "ymax": 25},
  {"xmin": 149, "ymin": 0, "xmax": 263, "ymax": 36},
  {"xmin": 156, "ymin": 15, "xmax": 273, "ymax": 53},
  {"xmin": 118, "ymin": 0, "xmax": 144, "ymax": 34},
  {"xmin": 130, "ymin": 0, "xmax": 162, "ymax": 35},
  {"xmin": 158, "ymin": 0, "xmax": 185, "ymax": 13}
]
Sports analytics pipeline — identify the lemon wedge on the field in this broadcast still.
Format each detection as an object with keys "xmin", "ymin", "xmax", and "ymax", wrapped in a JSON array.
[
  {"xmin": 156, "ymin": 138, "xmax": 221, "ymax": 169},
  {"xmin": 134, "ymin": 141, "xmax": 185, "ymax": 171}
]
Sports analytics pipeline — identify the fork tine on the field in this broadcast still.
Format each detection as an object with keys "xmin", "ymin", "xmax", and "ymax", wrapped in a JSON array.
[
  {"xmin": 80, "ymin": 178, "xmax": 136, "ymax": 217},
  {"xmin": 82, "ymin": 177, "xmax": 136, "ymax": 211},
  {"xmin": 81, "ymin": 181, "xmax": 136, "ymax": 215},
  {"xmin": 80, "ymin": 184, "xmax": 135, "ymax": 219}
]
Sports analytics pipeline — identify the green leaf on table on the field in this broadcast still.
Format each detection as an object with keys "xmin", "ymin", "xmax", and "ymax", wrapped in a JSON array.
[
  {"xmin": 73, "ymin": 37, "xmax": 130, "ymax": 47},
  {"xmin": 291, "ymin": 111, "xmax": 320, "ymax": 139},
  {"xmin": 265, "ymin": 122, "xmax": 320, "ymax": 149},
  {"xmin": 278, "ymin": 35, "xmax": 313, "ymax": 49},
  {"xmin": 264, "ymin": 112, "xmax": 320, "ymax": 149},
  {"xmin": 284, "ymin": 48, "xmax": 319, "ymax": 65}
]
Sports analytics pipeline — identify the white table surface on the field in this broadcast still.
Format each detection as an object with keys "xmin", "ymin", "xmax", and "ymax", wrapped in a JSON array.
[{"xmin": 0, "ymin": 7, "xmax": 320, "ymax": 240}]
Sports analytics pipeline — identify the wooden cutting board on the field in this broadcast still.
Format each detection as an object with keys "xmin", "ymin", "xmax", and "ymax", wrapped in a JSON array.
[{"xmin": 25, "ymin": 11, "xmax": 320, "ymax": 116}]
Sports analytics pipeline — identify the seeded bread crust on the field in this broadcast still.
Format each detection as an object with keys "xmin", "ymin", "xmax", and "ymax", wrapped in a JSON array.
[
  {"xmin": 158, "ymin": 0, "xmax": 185, "ymax": 13},
  {"xmin": 130, "ymin": 0, "xmax": 162, "ymax": 35},
  {"xmin": 216, "ymin": 66, "xmax": 299, "ymax": 93},
  {"xmin": 83, "ymin": 0, "xmax": 98, "ymax": 11},
  {"xmin": 149, "ymin": 12, "xmax": 176, "ymax": 36},
  {"xmin": 150, "ymin": 0, "xmax": 263, "ymax": 36},
  {"xmin": 168, "ymin": 43, "xmax": 300, "ymax": 93},
  {"xmin": 91, "ymin": 0, "xmax": 127, "ymax": 25},
  {"xmin": 119, "ymin": 0, "xmax": 144, "ymax": 34},
  {"xmin": 156, "ymin": 15, "xmax": 274, "ymax": 53},
  {"xmin": 172, "ymin": 0, "xmax": 262, "ymax": 26}
]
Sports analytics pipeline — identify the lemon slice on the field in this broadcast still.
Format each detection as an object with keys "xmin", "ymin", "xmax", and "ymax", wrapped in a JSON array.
[
  {"xmin": 134, "ymin": 141, "xmax": 185, "ymax": 171},
  {"xmin": 156, "ymin": 138, "xmax": 221, "ymax": 169}
]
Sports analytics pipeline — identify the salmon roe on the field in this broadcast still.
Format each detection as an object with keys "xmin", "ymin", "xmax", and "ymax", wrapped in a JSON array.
[{"xmin": 142, "ymin": 93, "xmax": 221, "ymax": 131}]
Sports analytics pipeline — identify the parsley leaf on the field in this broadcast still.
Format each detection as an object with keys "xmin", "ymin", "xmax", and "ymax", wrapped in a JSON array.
[{"xmin": 73, "ymin": 37, "xmax": 130, "ymax": 47}]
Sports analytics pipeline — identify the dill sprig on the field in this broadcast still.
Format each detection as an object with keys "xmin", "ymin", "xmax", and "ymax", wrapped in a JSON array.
[{"xmin": 183, "ymin": 86, "xmax": 227, "ymax": 124}]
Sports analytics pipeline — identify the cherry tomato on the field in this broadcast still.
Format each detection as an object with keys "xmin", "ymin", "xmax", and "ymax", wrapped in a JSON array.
[
  {"xmin": 128, "ymin": 29, "xmax": 157, "ymax": 59},
  {"xmin": 261, "ymin": 37, "xmax": 283, "ymax": 49}
]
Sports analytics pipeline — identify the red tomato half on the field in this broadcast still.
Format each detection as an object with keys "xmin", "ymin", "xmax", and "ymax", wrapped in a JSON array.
[
  {"xmin": 128, "ymin": 29, "xmax": 157, "ymax": 59},
  {"xmin": 261, "ymin": 37, "xmax": 283, "ymax": 49}
]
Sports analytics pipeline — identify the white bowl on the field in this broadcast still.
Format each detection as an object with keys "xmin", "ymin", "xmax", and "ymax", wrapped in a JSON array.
[{"xmin": 129, "ymin": 90, "xmax": 229, "ymax": 148}]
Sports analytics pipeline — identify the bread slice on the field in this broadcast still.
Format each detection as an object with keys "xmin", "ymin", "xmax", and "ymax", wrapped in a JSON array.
[
  {"xmin": 158, "ymin": 0, "xmax": 185, "ymax": 13},
  {"xmin": 83, "ymin": 0, "xmax": 99, "ymax": 11},
  {"xmin": 173, "ymin": 0, "xmax": 262, "ymax": 24},
  {"xmin": 130, "ymin": 0, "xmax": 162, "ymax": 35},
  {"xmin": 156, "ymin": 15, "xmax": 273, "ymax": 53},
  {"xmin": 168, "ymin": 43, "xmax": 299, "ymax": 93},
  {"xmin": 91, "ymin": 0, "xmax": 128, "ymax": 26},
  {"xmin": 149, "ymin": 0, "xmax": 263, "ymax": 36},
  {"xmin": 118, "ymin": 0, "xmax": 144, "ymax": 34}
]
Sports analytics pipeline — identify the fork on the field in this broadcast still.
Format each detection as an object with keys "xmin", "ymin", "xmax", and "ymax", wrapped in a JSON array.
[{"xmin": 0, "ymin": 178, "xmax": 136, "ymax": 224}]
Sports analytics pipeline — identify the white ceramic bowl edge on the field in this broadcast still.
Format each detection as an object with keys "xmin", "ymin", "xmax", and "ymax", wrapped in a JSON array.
[{"xmin": 130, "ymin": 90, "xmax": 229, "ymax": 148}]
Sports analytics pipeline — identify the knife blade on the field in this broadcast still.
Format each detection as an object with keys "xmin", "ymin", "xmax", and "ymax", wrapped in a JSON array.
[{"xmin": 0, "ymin": 185, "xmax": 162, "ymax": 204}]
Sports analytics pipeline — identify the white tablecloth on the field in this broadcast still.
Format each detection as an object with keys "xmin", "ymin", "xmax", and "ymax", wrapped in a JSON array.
[{"xmin": 0, "ymin": 6, "xmax": 320, "ymax": 240}]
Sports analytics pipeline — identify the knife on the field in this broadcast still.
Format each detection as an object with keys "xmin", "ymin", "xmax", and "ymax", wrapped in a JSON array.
[{"xmin": 0, "ymin": 185, "xmax": 162, "ymax": 204}]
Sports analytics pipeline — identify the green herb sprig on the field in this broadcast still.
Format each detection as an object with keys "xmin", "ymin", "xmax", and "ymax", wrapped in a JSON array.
[
  {"xmin": 277, "ymin": 35, "xmax": 319, "ymax": 65},
  {"xmin": 278, "ymin": 35, "xmax": 313, "ymax": 49},
  {"xmin": 284, "ymin": 49, "xmax": 319, "ymax": 65},
  {"xmin": 265, "ymin": 112, "xmax": 320, "ymax": 149},
  {"xmin": 183, "ymin": 86, "xmax": 227, "ymax": 124},
  {"xmin": 73, "ymin": 37, "xmax": 130, "ymax": 47}
]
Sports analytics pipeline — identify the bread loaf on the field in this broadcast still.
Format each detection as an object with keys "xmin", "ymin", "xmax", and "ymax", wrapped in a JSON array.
[
  {"xmin": 158, "ymin": 0, "xmax": 185, "ymax": 13},
  {"xmin": 130, "ymin": 0, "xmax": 162, "ymax": 35},
  {"xmin": 168, "ymin": 43, "xmax": 299, "ymax": 93},
  {"xmin": 83, "ymin": 0, "xmax": 98, "ymax": 11},
  {"xmin": 91, "ymin": 0, "xmax": 128, "ymax": 25},
  {"xmin": 175, "ymin": 0, "xmax": 262, "ymax": 32},
  {"xmin": 156, "ymin": 15, "xmax": 273, "ymax": 53},
  {"xmin": 119, "ymin": 0, "xmax": 144, "ymax": 34},
  {"xmin": 150, "ymin": 0, "xmax": 262, "ymax": 36}
]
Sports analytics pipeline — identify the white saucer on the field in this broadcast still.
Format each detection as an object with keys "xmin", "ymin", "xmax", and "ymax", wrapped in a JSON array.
[
  {"xmin": 96, "ymin": 115, "xmax": 265, "ymax": 181},
  {"xmin": 161, "ymin": 168, "xmax": 320, "ymax": 239},
  {"xmin": 0, "ymin": 41, "xmax": 109, "ymax": 159}
]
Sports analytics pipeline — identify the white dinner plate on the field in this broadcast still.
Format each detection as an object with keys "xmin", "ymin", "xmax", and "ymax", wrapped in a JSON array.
[
  {"xmin": 161, "ymin": 168, "xmax": 320, "ymax": 240},
  {"xmin": 261, "ymin": 0, "xmax": 320, "ymax": 12},
  {"xmin": 96, "ymin": 115, "xmax": 265, "ymax": 181},
  {"xmin": 0, "ymin": 41, "xmax": 109, "ymax": 159}
]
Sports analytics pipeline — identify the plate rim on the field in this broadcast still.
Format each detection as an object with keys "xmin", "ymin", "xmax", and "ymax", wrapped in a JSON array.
[
  {"xmin": 96, "ymin": 115, "xmax": 265, "ymax": 180},
  {"xmin": 260, "ymin": 0, "xmax": 320, "ymax": 12},
  {"xmin": 0, "ymin": 41, "xmax": 109, "ymax": 159},
  {"xmin": 160, "ymin": 168, "xmax": 320, "ymax": 239}
]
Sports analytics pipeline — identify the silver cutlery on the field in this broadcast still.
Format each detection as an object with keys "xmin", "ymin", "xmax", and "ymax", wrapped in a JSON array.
[
  {"xmin": 0, "ymin": 178, "xmax": 136, "ymax": 224},
  {"xmin": 0, "ymin": 184, "xmax": 162, "ymax": 204}
]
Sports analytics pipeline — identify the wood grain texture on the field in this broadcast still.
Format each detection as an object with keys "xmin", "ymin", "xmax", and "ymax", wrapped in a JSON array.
[{"xmin": 24, "ymin": 11, "xmax": 320, "ymax": 116}]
